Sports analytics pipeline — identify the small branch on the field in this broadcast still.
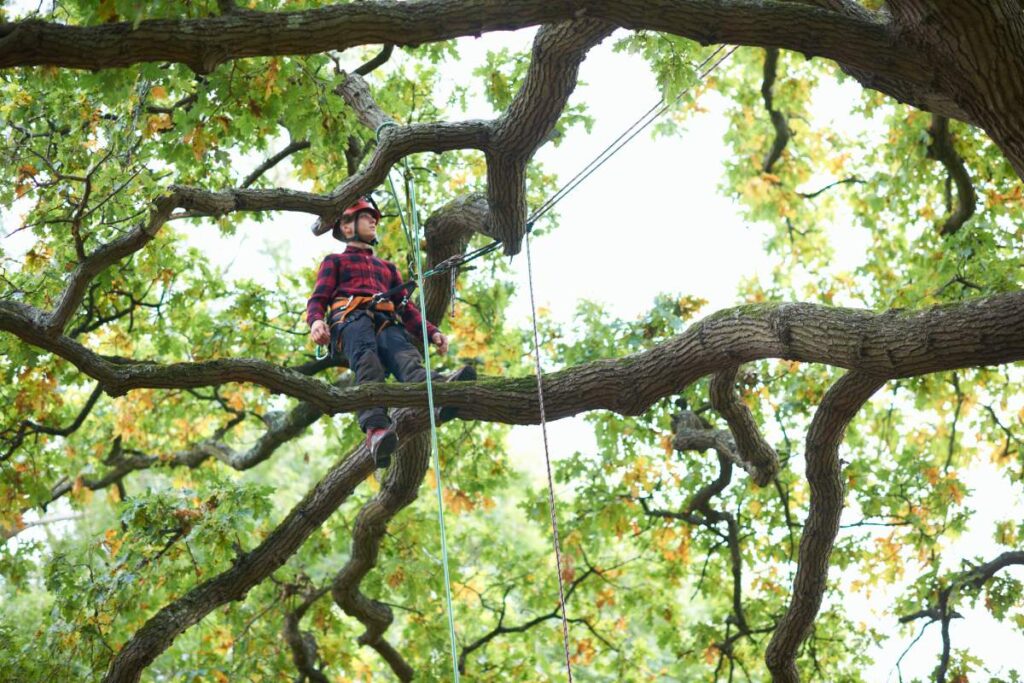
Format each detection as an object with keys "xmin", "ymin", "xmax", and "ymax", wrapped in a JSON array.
[
  {"xmin": 709, "ymin": 366, "xmax": 780, "ymax": 485},
  {"xmin": 353, "ymin": 44, "xmax": 394, "ymax": 76},
  {"xmin": 926, "ymin": 115, "xmax": 976, "ymax": 236},
  {"xmin": 46, "ymin": 195, "xmax": 177, "ymax": 335},
  {"xmin": 760, "ymin": 48, "xmax": 790, "ymax": 173},
  {"xmin": 796, "ymin": 176, "xmax": 863, "ymax": 199},
  {"xmin": 2, "ymin": 383, "xmax": 103, "ymax": 461},
  {"xmin": 283, "ymin": 582, "xmax": 331, "ymax": 683},
  {"xmin": 241, "ymin": 139, "xmax": 311, "ymax": 188},
  {"xmin": 458, "ymin": 566, "xmax": 599, "ymax": 674}
]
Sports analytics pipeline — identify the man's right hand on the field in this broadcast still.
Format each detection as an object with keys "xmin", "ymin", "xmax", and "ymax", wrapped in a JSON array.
[{"xmin": 310, "ymin": 319, "xmax": 330, "ymax": 345}]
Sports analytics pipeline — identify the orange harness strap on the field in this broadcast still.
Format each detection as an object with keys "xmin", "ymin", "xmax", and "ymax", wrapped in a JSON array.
[{"xmin": 328, "ymin": 295, "xmax": 395, "ymax": 330}]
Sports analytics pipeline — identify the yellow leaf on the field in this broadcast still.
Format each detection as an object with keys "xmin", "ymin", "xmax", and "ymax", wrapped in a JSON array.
[
  {"xmin": 71, "ymin": 476, "xmax": 94, "ymax": 505},
  {"xmin": 386, "ymin": 568, "xmax": 405, "ymax": 589},
  {"xmin": 97, "ymin": 0, "xmax": 118, "ymax": 22},
  {"xmin": 571, "ymin": 638, "xmax": 596, "ymax": 665},
  {"xmin": 103, "ymin": 529, "xmax": 124, "ymax": 558},
  {"xmin": 212, "ymin": 627, "xmax": 234, "ymax": 655},
  {"xmin": 145, "ymin": 114, "xmax": 173, "ymax": 137},
  {"xmin": 443, "ymin": 487, "xmax": 475, "ymax": 514},
  {"xmin": 227, "ymin": 392, "xmax": 245, "ymax": 411}
]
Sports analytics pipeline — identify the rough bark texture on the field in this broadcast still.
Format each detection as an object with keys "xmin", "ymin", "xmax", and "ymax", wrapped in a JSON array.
[
  {"xmin": 6, "ymin": 294, "xmax": 1023, "ymax": 422},
  {"xmin": 764, "ymin": 371, "xmax": 887, "ymax": 682},
  {"xmin": 102, "ymin": 405, "xmax": 432, "ymax": 683},
  {"xmin": 330, "ymin": 432, "xmax": 430, "ymax": 682},
  {"xmin": 710, "ymin": 365, "xmax": 780, "ymax": 485},
  {"xmin": 6, "ymin": 1, "xmax": 1024, "ymax": 174}
]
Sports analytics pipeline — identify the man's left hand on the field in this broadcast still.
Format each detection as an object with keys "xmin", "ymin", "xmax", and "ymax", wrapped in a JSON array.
[{"xmin": 431, "ymin": 332, "xmax": 449, "ymax": 354}]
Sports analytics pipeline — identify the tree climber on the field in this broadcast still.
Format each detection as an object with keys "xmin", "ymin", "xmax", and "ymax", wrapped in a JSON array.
[{"xmin": 307, "ymin": 195, "xmax": 474, "ymax": 468}]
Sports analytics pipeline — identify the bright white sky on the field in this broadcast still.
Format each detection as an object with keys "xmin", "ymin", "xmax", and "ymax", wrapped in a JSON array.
[{"xmin": 2, "ymin": 6, "xmax": 1021, "ymax": 678}]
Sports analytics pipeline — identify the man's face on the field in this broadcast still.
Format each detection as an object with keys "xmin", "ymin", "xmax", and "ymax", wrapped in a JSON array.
[{"xmin": 343, "ymin": 210, "xmax": 378, "ymax": 241}]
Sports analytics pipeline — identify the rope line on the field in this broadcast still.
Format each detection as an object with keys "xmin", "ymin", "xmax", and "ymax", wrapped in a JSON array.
[
  {"xmin": 527, "ymin": 45, "xmax": 736, "ymax": 226},
  {"xmin": 405, "ymin": 167, "xmax": 461, "ymax": 683},
  {"xmin": 524, "ymin": 226, "xmax": 574, "ymax": 680},
  {"xmin": 363, "ymin": 48, "xmax": 738, "ymax": 678},
  {"xmin": 379, "ymin": 121, "xmax": 461, "ymax": 680}
]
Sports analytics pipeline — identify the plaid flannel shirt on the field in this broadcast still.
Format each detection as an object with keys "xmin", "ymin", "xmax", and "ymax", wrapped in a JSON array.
[{"xmin": 306, "ymin": 248, "xmax": 439, "ymax": 342}]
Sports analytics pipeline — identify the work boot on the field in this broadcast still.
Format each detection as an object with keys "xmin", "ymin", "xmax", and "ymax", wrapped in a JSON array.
[
  {"xmin": 366, "ymin": 426, "xmax": 399, "ymax": 469},
  {"xmin": 437, "ymin": 365, "xmax": 477, "ymax": 424}
]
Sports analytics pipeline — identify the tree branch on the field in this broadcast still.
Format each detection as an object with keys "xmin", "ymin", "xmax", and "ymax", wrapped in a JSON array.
[
  {"xmin": 282, "ymin": 582, "xmax": 331, "ymax": 683},
  {"xmin": 331, "ymin": 432, "xmax": 431, "ymax": 682},
  {"xmin": 897, "ymin": 550, "xmax": 1024, "ymax": 683},
  {"xmin": 0, "ymin": 1, "xmax": 909, "ymax": 80},
  {"xmin": 5, "ymin": 294, "xmax": 1022, "ymax": 426},
  {"xmin": 760, "ymin": 48, "xmax": 790, "ymax": 173},
  {"xmin": 458, "ymin": 566, "xmax": 599, "ymax": 674},
  {"xmin": 2, "ymin": 382, "xmax": 103, "ymax": 461},
  {"xmin": 241, "ymin": 138, "xmax": 311, "ymax": 188},
  {"xmin": 353, "ymin": 43, "xmax": 394, "ymax": 77},
  {"xmin": 709, "ymin": 366, "xmax": 780, "ymax": 485},
  {"xmin": 764, "ymin": 370, "xmax": 886, "ymax": 682},
  {"xmin": 101, "ymin": 402, "xmax": 435, "ymax": 683},
  {"xmin": 926, "ymin": 115, "xmax": 977, "ymax": 236},
  {"xmin": 46, "ymin": 196, "xmax": 177, "ymax": 335}
]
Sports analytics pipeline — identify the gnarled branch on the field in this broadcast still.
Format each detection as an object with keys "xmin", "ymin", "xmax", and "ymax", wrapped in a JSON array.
[
  {"xmin": 764, "ymin": 370, "xmax": 886, "ymax": 682},
  {"xmin": 926, "ymin": 115, "xmax": 976, "ymax": 236}
]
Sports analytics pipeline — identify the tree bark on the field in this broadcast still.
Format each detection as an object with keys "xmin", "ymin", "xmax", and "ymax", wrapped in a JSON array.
[{"xmin": 5, "ymin": 294, "xmax": 1023, "ymax": 422}]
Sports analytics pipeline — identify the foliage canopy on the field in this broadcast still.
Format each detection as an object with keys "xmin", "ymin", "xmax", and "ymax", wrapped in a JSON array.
[{"xmin": 1, "ymin": 1, "xmax": 1023, "ymax": 682}]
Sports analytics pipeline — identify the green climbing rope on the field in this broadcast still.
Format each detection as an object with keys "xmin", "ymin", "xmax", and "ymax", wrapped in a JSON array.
[{"xmin": 378, "ymin": 121, "xmax": 461, "ymax": 682}]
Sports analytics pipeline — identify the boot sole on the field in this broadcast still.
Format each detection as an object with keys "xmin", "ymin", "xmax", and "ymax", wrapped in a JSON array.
[{"xmin": 373, "ymin": 431, "xmax": 399, "ymax": 469}]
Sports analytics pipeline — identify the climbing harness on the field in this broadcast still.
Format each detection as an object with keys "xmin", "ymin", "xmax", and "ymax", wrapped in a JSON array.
[{"xmin": 319, "ymin": 295, "xmax": 399, "ymax": 360}]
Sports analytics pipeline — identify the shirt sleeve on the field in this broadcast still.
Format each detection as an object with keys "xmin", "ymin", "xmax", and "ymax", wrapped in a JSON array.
[
  {"xmin": 306, "ymin": 256, "xmax": 337, "ymax": 326},
  {"xmin": 390, "ymin": 263, "xmax": 439, "ymax": 341}
]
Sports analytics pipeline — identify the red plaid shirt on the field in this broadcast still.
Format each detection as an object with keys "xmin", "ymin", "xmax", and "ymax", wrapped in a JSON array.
[{"xmin": 306, "ymin": 248, "xmax": 439, "ymax": 341}]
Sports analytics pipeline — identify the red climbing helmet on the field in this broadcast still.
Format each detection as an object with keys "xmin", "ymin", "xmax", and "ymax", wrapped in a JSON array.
[
  {"xmin": 332, "ymin": 195, "xmax": 382, "ymax": 243},
  {"xmin": 342, "ymin": 196, "xmax": 381, "ymax": 222}
]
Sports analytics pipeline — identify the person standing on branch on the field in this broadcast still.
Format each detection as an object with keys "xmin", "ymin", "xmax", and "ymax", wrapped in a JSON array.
[{"xmin": 307, "ymin": 195, "xmax": 473, "ymax": 468}]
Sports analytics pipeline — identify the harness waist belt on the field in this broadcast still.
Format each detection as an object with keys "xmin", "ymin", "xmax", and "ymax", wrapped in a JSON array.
[{"xmin": 328, "ymin": 295, "xmax": 396, "ymax": 329}]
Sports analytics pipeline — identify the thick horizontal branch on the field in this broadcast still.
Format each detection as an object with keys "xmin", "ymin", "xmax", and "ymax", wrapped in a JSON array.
[
  {"xmin": 174, "ymin": 120, "xmax": 489, "ymax": 225},
  {"xmin": 0, "ymin": 1, "xmax": 909, "ymax": 80},
  {"xmin": 5, "ymin": 293, "xmax": 1023, "ymax": 427}
]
